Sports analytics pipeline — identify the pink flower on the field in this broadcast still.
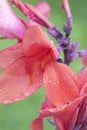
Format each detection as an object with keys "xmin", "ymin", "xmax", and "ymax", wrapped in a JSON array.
[
  {"xmin": 0, "ymin": 0, "xmax": 26, "ymax": 39},
  {"xmin": 31, "ymin": 62, "xmax": 87, "ymax": 130},
  {"xmin": 0, "ymin": 0, "xmax": 51, "ymax": 39},
  {"xmin": 0, "ymin": 25, "xmax": 59, "ymax": 104}
]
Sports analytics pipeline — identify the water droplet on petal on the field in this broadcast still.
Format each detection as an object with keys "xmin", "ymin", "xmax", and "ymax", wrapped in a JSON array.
[
  {"xmin": 0, "ymin": 97, "xmax": 2, "ymax": 102},
  {"xmin": 23, "ymin": 89, "xmax": 29, "ymax": 97},
  {"xmin": 48, "ymin": 80, "xmax": 52, "ymax": 83},
  {"xmin": 3, "ymin": 99, "xmax": 10, "ymax": 104},
  {"xmin": 14, "ymin": 98, "xmax": 20, "ymax": 102}
]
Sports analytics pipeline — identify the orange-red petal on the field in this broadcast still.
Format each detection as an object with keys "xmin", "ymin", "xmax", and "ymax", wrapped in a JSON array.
[
  {"xmin": 23, "ymin": 25, "xmax": 59, "ymax": 59},
  {"xmin": 30, "ymin": 117, "xmax": 43, "ymax": 130},
  {"xmin": 41, "ymin": 96, "xmax": 84, "ymax": 130},
  {"xmin": 43, "ymin": 61, "xmax": 80, "ymax": 106},
  {"xmin": 0, "ymin": 57, "xmax": 43, "ymax": 104},
  {"xmin": 0, "ymin": 43, "xmax": 23, "ymax": 69}
]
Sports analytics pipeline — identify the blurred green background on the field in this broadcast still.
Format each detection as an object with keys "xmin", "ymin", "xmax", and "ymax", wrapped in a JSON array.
[{"xmin": 0, "ymin": 0, "xmax": 87, "ymax": 130}]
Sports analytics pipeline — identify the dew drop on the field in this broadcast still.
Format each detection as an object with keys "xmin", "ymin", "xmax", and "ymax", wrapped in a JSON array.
[
  {"xmin": 14, "ymin": 98, "xmax": 20, "ymax": 102},
  {"xmin": 3, "ymin": 99, "xmax": 10, "ymax": 104},
  {"xmin": 23, "ymin": 89, "xmax": 29, "ymax": 97},
  {"xmin": 48, "ymin": 80, "xmax": 52, "ymax": 83}
]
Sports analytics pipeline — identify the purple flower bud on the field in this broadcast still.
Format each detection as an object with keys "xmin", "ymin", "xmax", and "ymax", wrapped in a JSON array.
[
  {"xmin": 70, "ymin": 42, "xmax": 79, "ymax": 53},
  {"xmin": 70, "ymin": 52, "xmax": 79, "ymax": 61},
  {"xmin": 47, "ymin": 27, "xmax": 63, "ymax": 40},
  {"xmin": 57, "ymin": 46, "xmax": 63, "ymax": 53},
  {"xmin": 79, "ymin": 50, "xmax": 87, "ymax": 57}
]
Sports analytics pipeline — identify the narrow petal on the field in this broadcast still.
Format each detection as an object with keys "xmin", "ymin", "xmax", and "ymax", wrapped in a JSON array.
[
  {"xmin": 0, "ymin": 0, "xmax": 26, "ymax": 39},
  {"xmin": 23, "ymin": 25, "xmax": 59, "ymax": 59},
  {"xmin": 0, "ymin": 57, "xmax": 43, "ymax": 104},
  {"xmin": 0, "ymin": 43, "xmax": 23, "ymax": 69},
  {"xmin": 35, "ymin": 1, "xmax": 50, "ymax": 18},
  {"xmin": 43, "ymin": 62, "xmax": 80, "ymax": 106},
  {"xmin": 29, "ymin": 1, "xmax": 50, "ymax": 25},
  {"xmin": 30, "ymin": 117, "xmax": 43, "ymax": 130}
]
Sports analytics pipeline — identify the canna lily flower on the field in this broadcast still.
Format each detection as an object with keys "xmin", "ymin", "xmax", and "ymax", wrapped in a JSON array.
[
  {"xmin": 31, "ymin": 62, "xmax": 87, "ymax": 130},
  {"xmin": 0, "ymin": 25, "xmax": 59, "ymax": 104},
  {"xmin": 0, "ymin": 0, "xmax": 56, "ymax": 103},
  {"xmin": 0, "ymin": 0, "xmax": 26, "ymax": 39}
]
